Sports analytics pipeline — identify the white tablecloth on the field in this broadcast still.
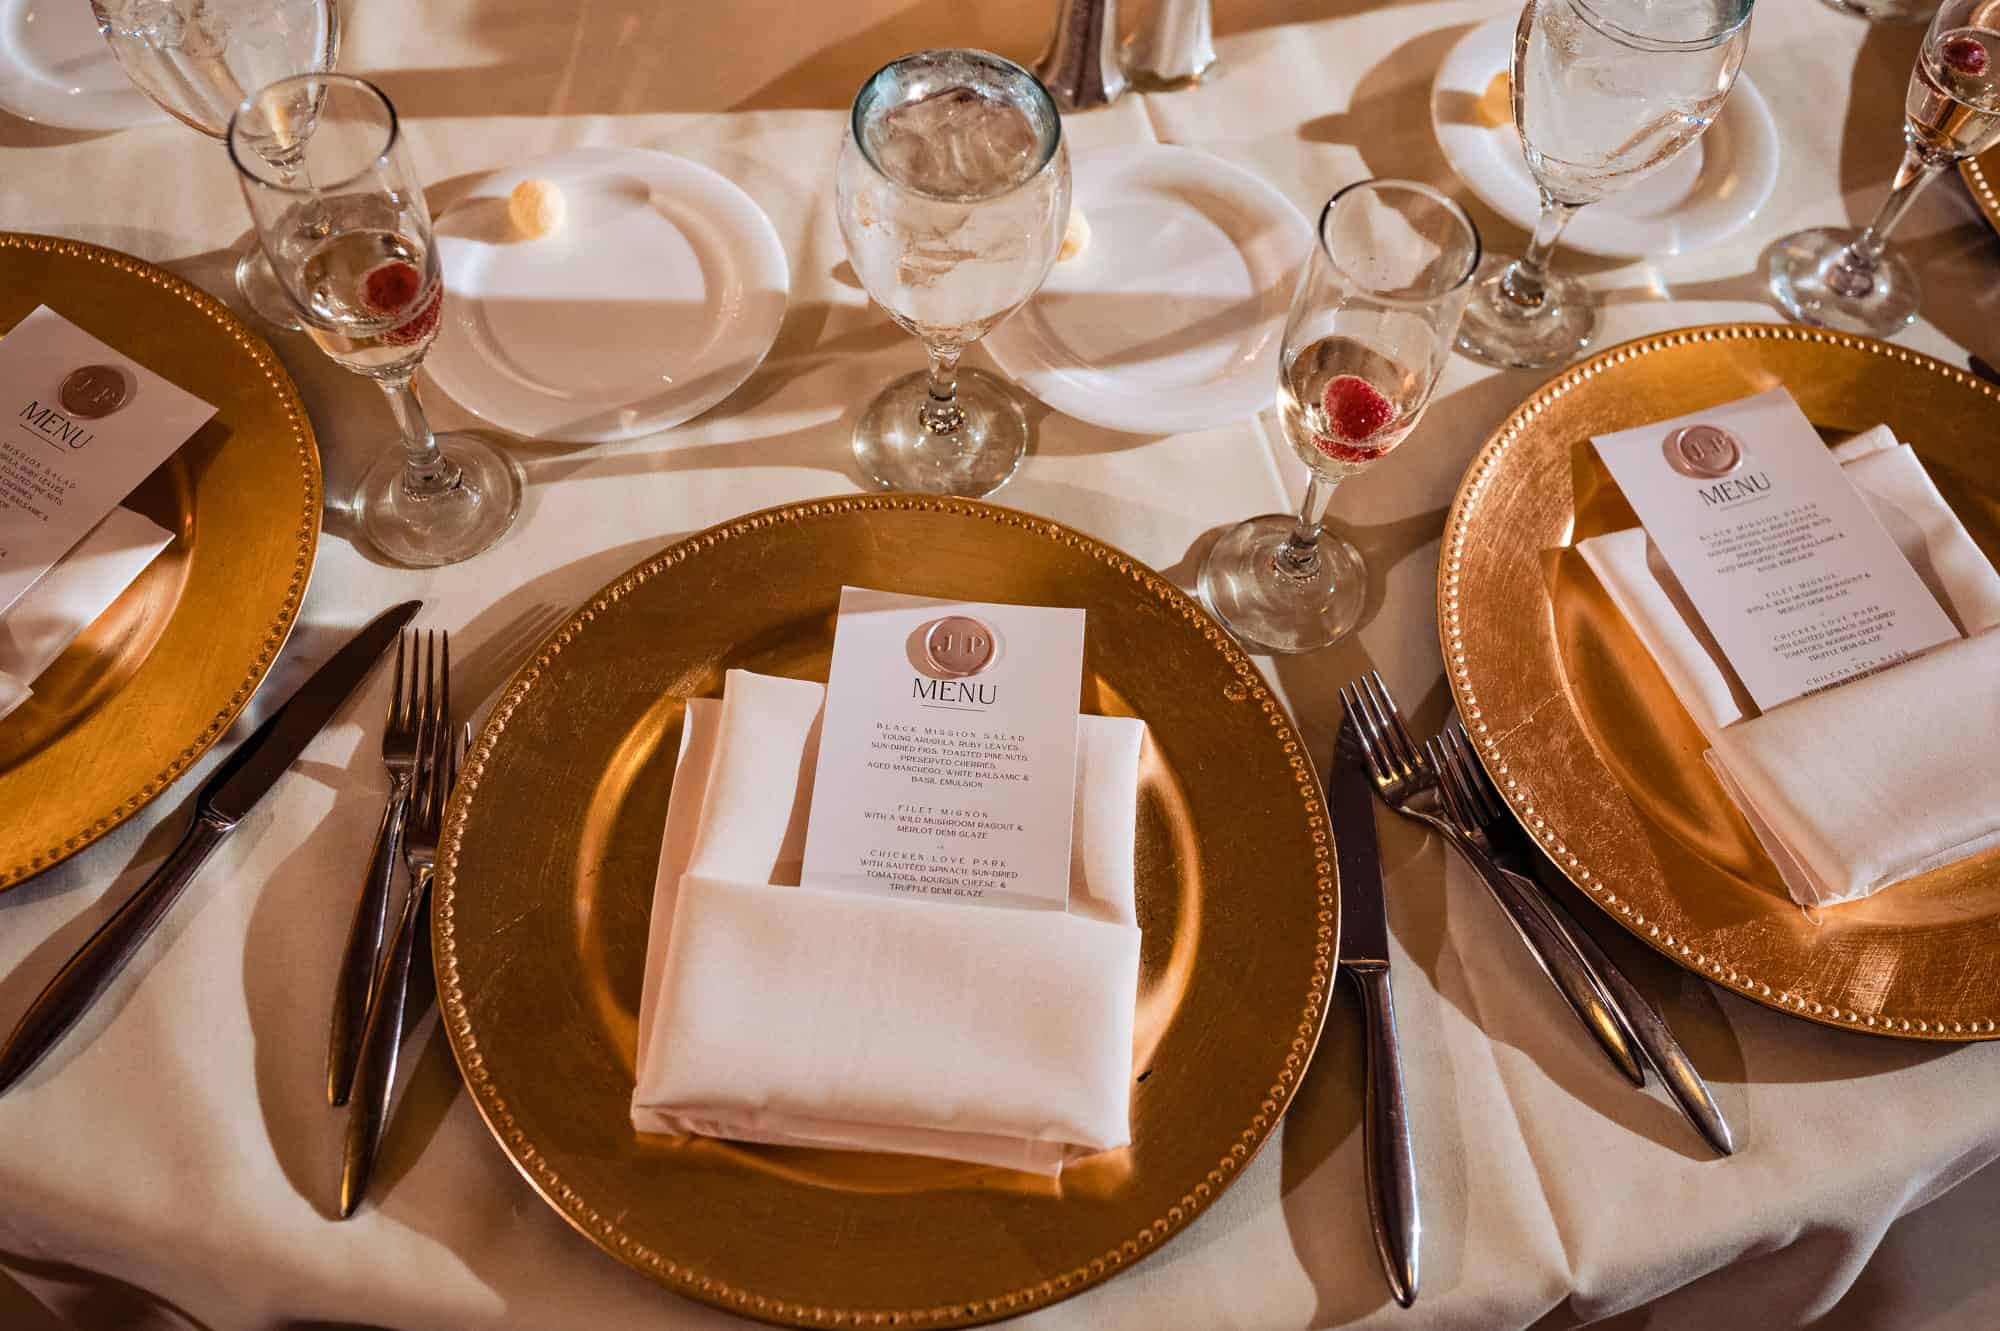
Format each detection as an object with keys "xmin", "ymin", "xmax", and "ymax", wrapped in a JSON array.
[{"xmin": 3, "ymin": 2, "xmax": 1999, "ymax": 1328}]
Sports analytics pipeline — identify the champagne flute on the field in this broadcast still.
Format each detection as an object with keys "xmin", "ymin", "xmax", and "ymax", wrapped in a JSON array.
[
  {"xmin": 1200, "ymin": 180, "xmax": 1480, "ymax": 654},
  {"xmin": 1455, "ymin": 0, "xmax": 1753, "ymax": 370},
  {"xmin": 835, "ymin": 49, "xmax": 1070, "ymax": 498},
  {"xmin": 228, "ymin": 75, "xmax": 521, "ymax": 567},
  {"xmin": 1769, "ymin": 0, "xmax": 2000, "ymax": 335},
  {"xmin": 91, "ymin": 0, "xmax": 340, "ymax": 329}
]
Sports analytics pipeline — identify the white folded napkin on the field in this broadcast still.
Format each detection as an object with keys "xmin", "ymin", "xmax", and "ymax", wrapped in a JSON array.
[
  {"xmin": 1578, "ymin": 427, "xmax": 2000, "ymax": 906},
  {"xmin": 632, "ymin": 669, "xmax": 1144, "ymax": 1175},
  {"xmin": 0, "ymin": 505, "xmax": 173, "ymax": 723}
]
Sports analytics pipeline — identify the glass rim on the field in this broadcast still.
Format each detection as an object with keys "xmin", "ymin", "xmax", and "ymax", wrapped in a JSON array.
[
  {"xmin": 847, "ymin": 47, "xmax": 1063, "ymax": 204},
  {"xmin": 1316, "ymin": 178, "xmax": 1482, "ymax": 308},
  {"xmin": 226, "ymin": 72, "xmax": 399, "ymax": 194},
  {"xmin": 1562, "ymin": 0, "xmax": 1753, "ymax": 54}
]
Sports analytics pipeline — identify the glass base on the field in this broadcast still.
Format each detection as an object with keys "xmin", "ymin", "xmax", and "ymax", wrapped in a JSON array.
[
  {"xmin": 356, "ymin": 431, "xmax": 523, "ymax": 568},
  {"xmin": 1198, "ymin": 514, "xmax": 1367, "ymax": 654},
  {"xmin": 852, "ymin": 367, "xmax": 1028, "ymax": 498},
  {"xmin": 1766, "ymin": 226, "xmax": 1920, "ymax": 336},
  {"xmin": 1454, "ymin": 251, "xmax": 1596, "ymax": 370},
  {"xmin": 235, "ymin": 243, "xmax": 304, "ymax": 331}
]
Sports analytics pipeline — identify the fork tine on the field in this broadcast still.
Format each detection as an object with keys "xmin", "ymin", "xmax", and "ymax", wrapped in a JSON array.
[
  {"xmin": 1426, "ymin": 735, "xmax": 1473, "ymax": 835},
  {"xmin": 1338, "ymin": 682, "xmax": 1392, "ymax": 786},
  {"xmin": 1447, "ymin": 721, "xmax": 1509, "ymax": 825},
  {"xmin": 1363, "ymin": 670, "xmax": 1422, "ymax": 778},
  {"xmin": 1350, "ymin": 673, "xmax": 1406, "ymax": 782}
]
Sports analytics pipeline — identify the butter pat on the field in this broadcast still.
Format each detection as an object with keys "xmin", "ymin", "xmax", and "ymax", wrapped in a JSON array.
[
  {"xmin": 1476, "ymin": 71, "xmax": 1512, "ymax": 129},
  {"xmin": 509, "ymin": 179, "xmax": 566, "ymax": 238},
  {"xmin": 1058, "ymin": 208, "xmax": 1090, "ymax": 262}
]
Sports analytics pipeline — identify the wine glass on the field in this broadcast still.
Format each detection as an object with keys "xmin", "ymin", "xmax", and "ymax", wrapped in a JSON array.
[
  {"xmin": 835, "ymin": 49, "xmax": 1070, "ymax": 498},
  {"xmin": 1454, "ymin": 0, "xmax": 1753, "ymax": 370},
  {"xmin": 91, "ymin": 0, "xmax": 340, "ymax": 329},
  {"xmin": 1199, "ymin": 180, "xmax": 1480, "ymax": 654},
  {"xmin": 1769, "ymin": 0, "xmax": 2000, "ymax": 335},
  {"xmin": 228, "ymin": 75, "xmax": 522, "ymax": 567}
]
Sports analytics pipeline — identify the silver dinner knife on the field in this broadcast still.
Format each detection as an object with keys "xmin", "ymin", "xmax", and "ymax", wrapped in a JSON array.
[
  {"xmin": 0, "ymin": 600, "xmax": 421, "ymax": 1096},
  {"xmin": 1326, "ymin": 715, "xmax": 1419, "ymax": 1309}
]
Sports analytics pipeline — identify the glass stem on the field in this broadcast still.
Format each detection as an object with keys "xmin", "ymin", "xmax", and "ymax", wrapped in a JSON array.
[
  {"xmin": 919, "ymin": 341, "xmax": 966, "ymax": 435},
  {"xmin": 1830, "ymin": 144, "xmax": 1946, "ymax": 296},
  {"xmin": 1277, "ymin": 473, "xmax": 1340, "ymax": 579},
  {"xmin": 378, "ymin": 375, "xmax": 462, "ymax": 501},
  {"xmin": 1499, "ymin": 194, "xmax": 1582, "ymax": 311}
]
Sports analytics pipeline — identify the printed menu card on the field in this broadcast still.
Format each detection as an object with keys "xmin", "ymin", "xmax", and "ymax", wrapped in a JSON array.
[
  {"xmin": 1591, "ymin": 388, "xmax": 1959, "ymax": 712},
  {"xmin": 800, "ymin": 587, "xmax": 1086, "ymax": 911},
  {"xmin": 0, "ymin": 307, "xmax": 215, "ymax": 618}
]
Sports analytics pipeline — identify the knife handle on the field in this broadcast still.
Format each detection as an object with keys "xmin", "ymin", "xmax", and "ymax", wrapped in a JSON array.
[
  {"xmin": 340, "ymin": 867, "xmax": 433, "ymax": 1219},
  {"xmin": 327, "ymin": 786, "xmax": 409, "ymax": 1106},
  {"xmin": 1440, "ymin": 829, "xmax": 1645, "ymax": 1087},
  {"xmin": 0, "ymin": 810, "xmax": 233, "ymax": 1096},
  {"xmin": 1347, "ymin": 963, "xmax": 1419, "ymax": 1308},
  {"xmin": 1497, "ymin": 862, "xmax": 1734, "ymax": 1156}
]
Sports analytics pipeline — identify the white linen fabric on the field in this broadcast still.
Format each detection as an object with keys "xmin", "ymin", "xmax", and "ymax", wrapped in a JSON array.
[
  {"xmin": 0, "ymin": 506, "xmax": 171, "ymax": 722},
  {"xmin": 1578, "ymin": 428, "xmax": 2000, "ymax": 905},
  {"xmin": 631, "ymin": 669, "xmax": 1145, "ymax": 1174}
]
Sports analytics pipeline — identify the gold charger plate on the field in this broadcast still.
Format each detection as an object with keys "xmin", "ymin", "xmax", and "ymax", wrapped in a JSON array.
[
  {"xmin": 1441, "ymin": 323, "xmax": 2000, "ymax": 1040},
  {"xmin": 436, "ymin": 495, "xmax": 1335, "ymax": 1326},
  {"xmin": 1963, "ymin": 150, "xmax": 2000, "ymax": 239},
  {"xmin": 0, "ymin": 233, "xmax": 319, "ymax": 889}
]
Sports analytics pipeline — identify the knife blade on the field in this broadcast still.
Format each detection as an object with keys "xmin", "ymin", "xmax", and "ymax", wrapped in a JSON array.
[
  {"xmin": 1323, "ymin": 714, "xmax": 1419, "ymax": 1308},
  {"xmin": 0, "ymin": 600, "xmax": 421, "ymax": 1095}
]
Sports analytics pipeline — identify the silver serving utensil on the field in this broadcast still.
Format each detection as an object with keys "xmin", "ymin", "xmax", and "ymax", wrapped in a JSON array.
[
  {"xmin": 1324, "ymin": 714, "xmax": 1420, "ymax": 1308},
  {"xmin": 340, "ymin": 636, "xmax": 454, "ymax": 1218},
  {"xmin": 1339, "ymin": 671, "xmax": 1643, "ymax": 1087},
  {"xmin": 326, "ymin": 627, "xmax": 421, "ymax": 1106},
  {"xmin": 1433, "ymin": 722, "xmax": 1734, "ymax": 1157},
  {"xmin": 0, "ymin": 600, "xmax": 421, "ymax": 1096}
]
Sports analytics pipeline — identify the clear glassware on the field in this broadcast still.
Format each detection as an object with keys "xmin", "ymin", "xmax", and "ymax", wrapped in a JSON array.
[
  {"xmin": 91, "ymin": 0, "xmax": 340, "ymax": 329},
  {"xmin": 1200, "ymin": 180, "xmax": 1480, "ymax": 654},
  {"xmin": 1769, "ymin": 0, "xmax": 2000, "ymax": 335},
  {"xmin": 1455, "ymin": 0, "xmax": 1753, "ymax": 369},
  {"xmin": 229, "ymin": 74, "xmax": 521, "ymax": 567},
  {"xmin": 835, "ymin": 49, "xmax": 1071, "ymax": 498}
]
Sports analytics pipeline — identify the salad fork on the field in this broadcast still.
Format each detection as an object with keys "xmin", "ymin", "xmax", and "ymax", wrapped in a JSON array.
[{"xmin": 1339, "ymin": 671, "xmax": 1642, "ymax": 1086}]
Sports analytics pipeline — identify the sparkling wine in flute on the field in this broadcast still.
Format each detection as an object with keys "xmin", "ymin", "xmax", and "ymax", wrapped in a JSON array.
[
  {"xmin": 1907, "ymin": 29, "xmax": 2000, "ymax": 159},
  {"xmin": 296, "ymin": 231, "xmax": 443, "ymax": 378},
  {"xmin": 1280, "ymin": 336, "xmax": 1425, "ymax": 482}
]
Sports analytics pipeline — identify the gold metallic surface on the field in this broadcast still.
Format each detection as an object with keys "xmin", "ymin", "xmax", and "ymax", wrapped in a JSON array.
[
  {"xmin": 0, "ymin": 233, "xmax": 321, "ymax": 889},
  {"xmin": 1440, "ymin": 323, "xmax": 2000, "ymax": 1041},
  {"xmin": 1964, "ymin": 150, "xmax": 2000, "ymax": 238},
  {"xmin": 434, "ymin": 495, "xmax": 1337, "ymax": 1326}
]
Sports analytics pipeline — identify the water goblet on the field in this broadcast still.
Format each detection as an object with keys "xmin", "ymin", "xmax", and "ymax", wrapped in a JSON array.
[
  {"xmin": 229, "ymin": 74, "xmax": 521, "ymax": 567},
  {"xmin": 1200, "ymin": 179, "xmax": 1481, "ymax": 654},
  {"xmin": 91, "ymin": 0, "xmax": 340, "ymax": 328},
  {"xmin": 1768, "ymin": 0, "xmax": 2000, "ymax": 335},
  {"xmin": 1454, "ymin": 0, "xmax": 1753, "ymax": 370},
  {"xmin": 835, "ymin": 49, "xmax": 1070, "ymax": 498}
]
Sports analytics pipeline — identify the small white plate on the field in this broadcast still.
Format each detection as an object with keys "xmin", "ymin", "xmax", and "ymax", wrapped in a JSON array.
[
  {"xmin": 426, "ymin": 147, "xmax": 789, "ymax": 444},
  {"xmin": 1431, "ymin": 15, "xmax": 1780, "ymax": 260},
  {"xmin": 985, "ymin": 144, "xmax": 1312, "ymax": 436},
  {"xmin": 0, "ymin": 0, "xmax": 163, "ymax": 131}
]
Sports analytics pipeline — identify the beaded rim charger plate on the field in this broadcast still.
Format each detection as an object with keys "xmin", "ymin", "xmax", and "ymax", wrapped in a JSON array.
[
  {"xmin": 434, "ymin": 495, "xmax": 1336, "ymax": 1326},
  {"xmin": 1440, "ymin": 323, "xmax": 2000, "ymax": 1040},
  {"xmin": 1963, "ymin": 150, "xmax": 2000, "ymax": 239},
  {"xmin": 0, "ymin": 233, "xmax": 320, "ymax": 889}
]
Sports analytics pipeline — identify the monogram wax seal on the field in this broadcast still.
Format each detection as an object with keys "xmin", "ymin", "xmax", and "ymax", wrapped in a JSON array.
[
  {"xmin": 1663, "ymin": 423, "xmax": 1743, "ymax": 479},
  {"xmin": 920, "ymin": 615, "xmax": 999, "ymax": 679},
  {"xmin": 58, "ymin": 365, "xmax": 132, "ymax": 420}
]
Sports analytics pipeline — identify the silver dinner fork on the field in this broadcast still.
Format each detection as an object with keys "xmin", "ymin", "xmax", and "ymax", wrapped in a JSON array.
[
  {"xmin": 326, "ymin": 629, "xmax": 427, "ymax": 1106},
  {"xmin": 1338, "ymin": 671, "xmax": 1643, "ymax": 1086},
  {"xmin": 1431, "ymin": 722, "xmax": 1733, "ymax": 1156},
  {"xmin": 339, "ymin": 636, "xmax": 454, "ymax": 1218}
]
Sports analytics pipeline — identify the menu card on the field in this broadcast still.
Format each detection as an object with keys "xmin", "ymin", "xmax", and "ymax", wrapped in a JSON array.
[
  {"xmin": 1591, "ymin": 388, "xmax": 1959, "ymax": 711},
  {"xmin": 800, "ymin": 587, "xmax": 1086, "ymax": 911},
  {"xmin": 0, "ymin": 307, "xmax": 215, "ymax": 618}
]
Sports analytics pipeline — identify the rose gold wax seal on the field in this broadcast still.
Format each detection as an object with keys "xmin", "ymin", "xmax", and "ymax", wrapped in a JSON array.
[
  {"xmin": 1662, "ymin": 423, "xmax": 1743, "ymax": 479},
  {"xmin": 59, "ymin": 365, "xmax": 131, "ymax": 420},
  {"xmin": 921, "ymin": 616, "xmax": 998, "ymax": 679}
]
